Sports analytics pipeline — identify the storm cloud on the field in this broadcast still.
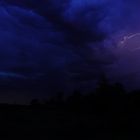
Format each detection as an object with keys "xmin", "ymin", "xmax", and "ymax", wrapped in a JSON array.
[
  {"xmin": 0, "ymin": 0, "xmax": 139, "ymax": 100},
  {"xmin": 0, "ymin": 1, "xmax": 111, "ymax": 93}
]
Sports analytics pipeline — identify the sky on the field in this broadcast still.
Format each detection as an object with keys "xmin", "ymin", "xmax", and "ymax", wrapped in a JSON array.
[{"xmin": 0, "ymin": 0, "xmax": 139, "ymax": 103}]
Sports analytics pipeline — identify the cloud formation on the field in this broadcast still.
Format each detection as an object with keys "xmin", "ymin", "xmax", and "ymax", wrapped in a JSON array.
[{"xmin": 0, "ymin": 0, "xmax": 140, "ymax": 96}]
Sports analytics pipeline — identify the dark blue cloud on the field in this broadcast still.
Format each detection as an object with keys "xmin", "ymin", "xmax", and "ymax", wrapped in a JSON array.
[
  {"xmin": 0, "ymin": 1, "xmax": 114, "ymax": 99},
  {"xmin": 0, "ymin": 1, "xmax": 122, "ymax": 89},
  {"xmin": 0, "ymin": 0, "xmax": 140, "ymax": 102}
]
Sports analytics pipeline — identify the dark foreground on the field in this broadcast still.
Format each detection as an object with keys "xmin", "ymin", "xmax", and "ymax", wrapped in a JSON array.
[
  {"xmin": 0, "ymin": 83, "xmax": 140, "ymax": 139},
  {"xmin": 0, "ymin": 94, "xmax": 140, "ymax": 140}
]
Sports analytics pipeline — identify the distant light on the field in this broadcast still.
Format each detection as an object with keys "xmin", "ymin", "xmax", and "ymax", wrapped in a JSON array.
[{"xmin": 120, "ymin": 33, "xmax": 140, "ymax": 46}]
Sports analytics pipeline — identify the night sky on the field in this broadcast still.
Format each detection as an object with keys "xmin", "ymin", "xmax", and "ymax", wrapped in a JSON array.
[{"xmin": 0, "ymin": 0, "xmax": 139, "ymax": 103}]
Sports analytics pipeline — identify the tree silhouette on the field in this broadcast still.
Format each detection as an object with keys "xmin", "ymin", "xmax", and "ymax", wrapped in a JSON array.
[{"xmin": 30, "ymin": 99, "xmax": 40, "ymax": 106}]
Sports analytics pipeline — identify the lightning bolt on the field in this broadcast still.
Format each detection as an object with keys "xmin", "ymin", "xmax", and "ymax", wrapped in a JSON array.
[{"xmin": 120, "ymin": 33, "xmax": 140, "ymax": 46}]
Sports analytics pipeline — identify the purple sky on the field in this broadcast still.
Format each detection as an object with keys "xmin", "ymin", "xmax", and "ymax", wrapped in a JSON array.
[{"xmin": 0, "ymin": 0, "xmax": 139, "ymax": 103}]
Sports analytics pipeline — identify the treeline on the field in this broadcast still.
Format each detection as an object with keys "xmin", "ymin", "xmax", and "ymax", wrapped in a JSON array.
[
  {"xmin": 0, "ymin": 81, "xmax": 140, "ymax": 139},
  {"xmin": 29, "ymin": 81, "xmax": 140, "ymax": 115}
]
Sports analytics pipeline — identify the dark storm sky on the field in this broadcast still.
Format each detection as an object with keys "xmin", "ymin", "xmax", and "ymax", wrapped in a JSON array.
[{"xmin": 0, "ymin": 0, "xmax": 139, "ymax": 103}]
